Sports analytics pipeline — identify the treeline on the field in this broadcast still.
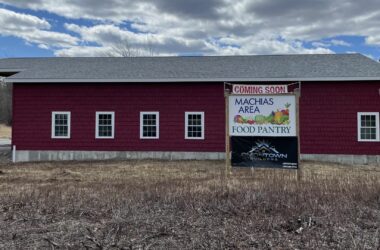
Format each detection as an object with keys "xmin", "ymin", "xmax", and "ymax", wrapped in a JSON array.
[{"xmin": 0, "ymin": 83, "xmax": 12, "ymax": 125}]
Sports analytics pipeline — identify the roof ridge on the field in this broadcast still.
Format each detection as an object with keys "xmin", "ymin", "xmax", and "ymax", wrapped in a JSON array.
[{"xmin": 0, "ymin": 53, "xmax": 364, "ymax": 60}]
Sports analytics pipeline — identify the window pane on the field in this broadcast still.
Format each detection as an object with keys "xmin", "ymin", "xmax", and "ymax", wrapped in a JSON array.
[
  {"xmin": 151, "ymin": 126, "xmax": 156, "ymax": 135},
  {"xmin": 362, "ymin": 115, "xmax": 373, "ymax": 127},
  {"xmin": 361, "ymin": 118, "xmax": 366, "ymax": 127},
  {"xmin": 360, "ymin": 128, "xmax": 366, "ymax": 136},
  {"xmin": 370, "ymin": 118, "xmax": 376, "ymax": 127},
  {"xmin": 364, "ymin": 116, "xmax": 370, "ymax": 127},
  {"xmin": 365, "ymin": 132, "xmax": 371, "ymax": 139},
  {"xmin": 370, "ymin": 128, "xmax": 376, "ymax": 139},
  {"xmin": 361, "ymin": 128, "xmax": 375, "ymax": 140},
  {"xmin": 99, "ymin": 125, "xmax": 112, "ymax": 137},
  {"xmin": 99, "ymin": 114, "xmax": 112, "ymax": 126}
]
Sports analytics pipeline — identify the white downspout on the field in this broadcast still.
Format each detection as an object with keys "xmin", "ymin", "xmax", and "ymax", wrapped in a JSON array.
[{"xmin": 12, "ymin": 145, "xmax": 16, "ymax": 163}]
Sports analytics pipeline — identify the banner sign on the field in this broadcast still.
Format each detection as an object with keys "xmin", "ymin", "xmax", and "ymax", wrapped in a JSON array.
[
  {"xmin": 232, "ymin": 84, "xmax": 288, "ymax": 95},
  {"xmin": 231, "ymin": 136, "xmax": 298, "ymax": 169},
  {"xmin": 229, "ymin": 95, "xmax": 296, "ymax": 137}
]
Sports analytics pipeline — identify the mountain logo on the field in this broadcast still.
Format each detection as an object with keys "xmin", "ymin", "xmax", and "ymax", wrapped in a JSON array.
[{"xmin": 241, "ymin": 140, "xmax": 288, "ymax": 161}]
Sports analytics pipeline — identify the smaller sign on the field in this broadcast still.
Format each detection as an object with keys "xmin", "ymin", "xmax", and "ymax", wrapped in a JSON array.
[
  {"xmin": 231, "ymin": 136, "xmax": 298, "ymax": 169},
  {"xmin": 232, "ymin": 84, "xmax": 288, "ymax": 95}
]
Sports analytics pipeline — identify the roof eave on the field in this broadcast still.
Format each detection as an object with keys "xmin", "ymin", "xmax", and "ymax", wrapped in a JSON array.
[
  {"xmin": 4, "ymin": 76, "xmax": 380, "ymax": 83},
  {"xmin": 0, "ymin": 69, "xmax": 24, "ymax": 72}
]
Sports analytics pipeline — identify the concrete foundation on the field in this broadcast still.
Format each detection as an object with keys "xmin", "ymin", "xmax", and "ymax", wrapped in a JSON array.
[
  {"xmin": 13, "ymin": 150, "xmax": 380, "ymax": 166},
  {"xmin": 14, "ymin": 150, "xmax": 225, "ymax": 162},
  {"xmin": 301, "ymin": 154, "xmax": 380, "ymax": 165}
]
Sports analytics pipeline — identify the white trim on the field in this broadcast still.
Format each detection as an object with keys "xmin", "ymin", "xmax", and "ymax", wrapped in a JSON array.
[
  {"xmin": 357, "ymin": 112, "xmax": 379, "ymax": 142},
  {"xmin": 95, "ymin": 111, "xmax": 115, "ymax": 139},
  {"xmin": 185, "ymin": 112, "xmax": 205, "ymax": 140},
  {"xmin": 140, "ymin": 112, "xmax": 159, "ymax": 139},
  {"xmin": 5, "ymin": 76, "xmax": 380, "ymax": 83},
  {"xmin": 51, "ymin": 111, "xmax": 71, "ymax": 139}
]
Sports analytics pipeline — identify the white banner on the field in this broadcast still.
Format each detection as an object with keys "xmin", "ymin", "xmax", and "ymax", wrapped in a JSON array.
[{"xmin": 229, "ymin": 95, "xmax": 296, "ymax": 137}]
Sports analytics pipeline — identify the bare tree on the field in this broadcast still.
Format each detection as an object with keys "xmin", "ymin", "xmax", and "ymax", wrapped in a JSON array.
[
  {"xmin": 109, "ymin": 40, "xmax": 142, "ymax": 57},
  {"xmin": 0, "ymin": 81, "xmax": 12, "ymax": 125},
  {"xmin": 106, "ymin": 36, "xmax": 158, "ymax": 57},
  {"xmin": 145, "ymin": 36, "xmax": 157, "ymax": 57},
  {"xmin": 0, "ymin": 51, "xmax": 14, "ymax": 125}
]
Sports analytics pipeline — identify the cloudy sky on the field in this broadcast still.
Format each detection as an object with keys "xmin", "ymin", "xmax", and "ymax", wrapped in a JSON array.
[{"xmin": 0, "ymin": 0, "xmax": 380, "ymax": 59}]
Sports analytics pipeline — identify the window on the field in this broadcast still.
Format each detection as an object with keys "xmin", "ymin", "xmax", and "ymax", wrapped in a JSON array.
[
  {"xmin": 51, "ymin": 112, "xmax": 71, "ymax": 139},
  {"xmin": 140, "ymin": 112, "xmax": 159, "ymax": 139},
  {"xmin": 96, "ymin": 112, "xmax": 115, "ymax": 139},
  {"xmin": 357, "ymin": 112, "xmax": 379, "ymax": 142},
  {"xmin": 185, "ymin": 112, "xmax": 204, "ymax": 139}
]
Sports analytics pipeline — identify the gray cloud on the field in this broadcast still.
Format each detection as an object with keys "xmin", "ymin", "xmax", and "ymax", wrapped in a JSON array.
[
  {"xmin": 150, "ymin": 0, "xmax": 223, "ymax": 19},
  {"xmin": 248, "ymin": 0, "xmax": 331, "ymax": 19}
]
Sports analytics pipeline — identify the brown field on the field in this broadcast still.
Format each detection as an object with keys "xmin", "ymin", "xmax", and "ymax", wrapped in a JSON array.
[
  {"xmin": 0, "ymin": 160, "xmax": 379, "ymax": 249},
  {"xmin": 0, "ymin": 124, "xmax": 11, "ymax": 138}
]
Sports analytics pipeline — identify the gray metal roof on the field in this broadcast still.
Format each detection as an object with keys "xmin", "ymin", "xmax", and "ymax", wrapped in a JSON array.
[{"xmin": 1, "ymin": 54, "xmax": 380, "ymax": 83}]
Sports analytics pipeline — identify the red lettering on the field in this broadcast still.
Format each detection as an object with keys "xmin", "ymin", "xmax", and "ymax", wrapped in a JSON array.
[{"xmin": 233, "ymin": 84, "xmax": 287, "ymax": 94}]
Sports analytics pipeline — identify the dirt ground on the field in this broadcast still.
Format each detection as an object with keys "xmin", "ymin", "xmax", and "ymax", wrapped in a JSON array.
[
  {"xmin": 0, "ymin": 159, "xmax": 379, "ymax": 249},
  {"xmin": 0, "ymin": 124, "xmax": 11, "ymax": 138}
]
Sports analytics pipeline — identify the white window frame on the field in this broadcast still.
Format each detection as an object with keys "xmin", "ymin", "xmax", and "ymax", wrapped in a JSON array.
[
  {"xmin": 185, "ymin": 112, "xmax": 205, "ymax": 140},
  {"xmin": 357, "ymin": 112, "xmax": 379, "ymax": 142},
  {"xmin": 95, "ymin": 111, "xmax": 115, "ymax": 139},
  {"xmin": 51, "ymin": 111, "xmax": 71, "ymax": 139},
  {"xmin": 140, "ymin": 112, "xmax": 159, "ymax": 139}
]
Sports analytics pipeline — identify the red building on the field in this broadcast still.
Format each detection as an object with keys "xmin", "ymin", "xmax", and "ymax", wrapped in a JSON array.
[{"xmin": 1, "ymin": 54, "xmax": 379, "ymax": 164}]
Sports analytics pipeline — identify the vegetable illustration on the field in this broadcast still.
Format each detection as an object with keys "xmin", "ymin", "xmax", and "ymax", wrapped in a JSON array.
[
  {"xmin": 266, "ymin": 113, "xmax": 274, "ymax": 123},
  {"xmin": 254, "ymin": 115, "xmax": 266, "ymax": 124},
  {"xmin": 234, "ymin": 115, "xmax": 244, "ymax": 123},
  {"xmin": 281, "ymin": 103, "xmax": 291, "ymax": 116},
  {"xmin": 274, "ymin": 110, "xmax": 283, "ymax": 124}
]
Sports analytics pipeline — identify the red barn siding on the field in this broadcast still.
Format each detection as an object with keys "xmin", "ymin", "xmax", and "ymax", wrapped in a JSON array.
[
  {"xmin": 12, "ymin": 81, "xmax": 380, "ymax": 155},
  {"xmin": 12, "ymin": 83, "xmax": 225, "ymax": 152},
  {"xmin": 300, "ymin": 82, "xmax": 380, "ymax": 155}
]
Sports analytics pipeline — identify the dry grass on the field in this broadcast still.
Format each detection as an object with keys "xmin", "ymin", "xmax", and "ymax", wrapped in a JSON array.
[
  {"xmin": 0, "ymin": 160, "xmax": 379, "ymax": 249},
  {"xmin": 0, "ymin": 124, "xmax": 11, "ymax": 138}
]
